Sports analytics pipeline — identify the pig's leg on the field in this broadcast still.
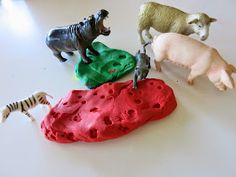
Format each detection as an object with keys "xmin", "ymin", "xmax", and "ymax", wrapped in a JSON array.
[
  {"xmin": 138, "ymin": 29, "xmax": 145, "ymax": 44},
  {"xmin": 187, "ymin": 69, "xmax": 203, "ymax": 85},
  {"xmin": 145, "ymin": 28, "xmax": 153, "ymax": 40},
  {"xmin": 187, "ymin": 58, "xmax": 211, "ymax": 85},
  {"xmin": 154, "ymin": 52, "xmax": 165, "ymax": 72}
]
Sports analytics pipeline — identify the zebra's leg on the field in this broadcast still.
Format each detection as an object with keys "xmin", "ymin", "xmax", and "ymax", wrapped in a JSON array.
[
  {"xmin": 65, "ymin": 52, "xmax": 74, "ymax": 56},
  {"xmin": 43, "ymin": 100, "xmax": 52, "ymax": 110},
  {"xmin": 88, "ymin": 45, "xmax": 99, "ymax": 56},
  {"xmin": 23, "ymin": 111, "xmax": 35, "ymax": 121}
]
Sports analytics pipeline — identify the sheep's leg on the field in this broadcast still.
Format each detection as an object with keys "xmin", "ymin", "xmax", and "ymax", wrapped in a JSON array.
[
  {"xmin": 145, "ymin": 28, "xmax": 153, "ymax": 40},
  {"xmin": 138, "ymin": 29, "xmax": 145, "ymax": 44},
  {"xmin": 23, "ymin": 111, "xmax": 35, "ymax": 121}
]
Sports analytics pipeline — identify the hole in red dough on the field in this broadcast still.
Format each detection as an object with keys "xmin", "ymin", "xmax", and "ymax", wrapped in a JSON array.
[
  {"xmin": 50, "ymin": 134, "xmax": 56, "ymax": 140},
  {"xmin": 118, "ymin": 125, "xmax": 129, "ymax": 132},
  {"xmin": 100, "ymin": 95, "xmax": 105, "ymax": 99},
  {"xmin": 93, "ymin": 92, "xmax": 97, "ymax": 96},
  {"xmin": 108, "ymin": 83, "xmax": 113, "ymax": 85},
  {"xmin": 135, "ymin": 99, "xmax": 142, "ymax": 104},
  {"xmin": 109, "ymin": 89, "xmax": 113, "ymax": 94},
  {"xmin": 153, "ymin": 103, "xmax": 160, "ymax": 108},
  {"xmin": 119, "ymin": 55, "xmax": 126, "ymax": 59},
  {"xmin": 73, "ymin": 115, "xmax": 81, "ymax": 122},
  {"xmin": 138, "ymin": 91, "xmax": 143, "ymax": 95},
  {"xmin": 90, "ymin": 107, "xmax": 98, "ymax": 112},
  {"xmin": 90, "ymin": 129, "xmax": 97, "ymax": 139},
  {"xmin": 61, "ymin": 133, "xmax": 65, "ymax": 138},
  {"xmin": 63, "ymin": 102, "xmax": 68, "ymax": 105},
  {"xmin": 51, "ymin": 111, "xmax": 55, "ymax": 116},
  {"xmin": 106, "ymin": 96, "xmax": 113, "ymax": 100},
  {"xmin": 128, "ymin": 92, "xmax": 133, "ymax": 96},
  {"xmin": 67, "ymin": 132, "xmax": 75, "ymax": 141},
  {"xmin": 157, "ymin": 86, "xmax": 162, "ymax": 89},
  {"xmin": 52, "ymin": 112, "xmax": 60, "ymax": 118},
  {"xmin": 104, "ymin": 116, "xmax": 112, "ymax": 125},
  {"xmin": 81, "ymin": 101, "xmax": 86, "ymax": 104},
  {"xmin": 128, "ymin": 109, "xmax": 135, "ymax": 117},
  {"xmin": 149, "ymin": 82, "xmax": 154, "ymax": 85},
  {"xmin": 78, "ymin": 95, "xmax": 82, "ymax": 99}
]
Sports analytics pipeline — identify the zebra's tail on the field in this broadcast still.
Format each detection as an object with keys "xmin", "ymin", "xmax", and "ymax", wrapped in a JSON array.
[{"xmin": 46, "ymin": 93, "xmax": 53, "ymax": 99}]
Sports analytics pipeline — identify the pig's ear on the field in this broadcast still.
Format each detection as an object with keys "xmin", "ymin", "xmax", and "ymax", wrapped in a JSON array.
[
  {"xmin": 221, "ymin": 70, "xmax": 235, "ymax": 89},
  {"xmin": 188, "ymin": 18, "xmax": 199, "ymax": 24},
  {"xmin": 228, "ymin": 64, "xmax": 236, "ymax": 73},
  {"xmin": 210, "ymin": 18, "xmax": 217, "ymax": 23}
]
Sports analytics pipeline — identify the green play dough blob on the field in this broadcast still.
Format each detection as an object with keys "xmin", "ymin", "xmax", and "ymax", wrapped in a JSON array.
[{"xmin": 75, "ymin": 42, "xmax": 136, "ymax": 88}]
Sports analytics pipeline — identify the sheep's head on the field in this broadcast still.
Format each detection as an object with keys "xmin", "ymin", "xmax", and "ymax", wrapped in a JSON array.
[
  {"xmin": 0, "ymin": 107, "xmax": 10, "ymax": 123},
  {"xmin": 187, "ymin": 13, "xmax": 216, "ymax": 41}
]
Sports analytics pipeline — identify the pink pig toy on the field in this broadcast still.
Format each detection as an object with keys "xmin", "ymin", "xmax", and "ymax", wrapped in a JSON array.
[{"xmin": 151, "ymin": 33, "xmax": 236, "ymax": 91}]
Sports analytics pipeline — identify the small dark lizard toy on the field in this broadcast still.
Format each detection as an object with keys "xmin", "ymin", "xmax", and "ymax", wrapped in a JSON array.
[
  {"xmin": 133, "ymin": 42, "xmax": 151, "ymax": 89},
  {"xmin": 46, "ymin": 9, "xmax": 111, "ymax": 64}
]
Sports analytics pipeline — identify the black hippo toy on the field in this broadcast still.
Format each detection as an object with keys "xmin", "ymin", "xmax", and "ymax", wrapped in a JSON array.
[{"xmin": 46, "ymin": 9, "xmax": 111, "ymax": 64}]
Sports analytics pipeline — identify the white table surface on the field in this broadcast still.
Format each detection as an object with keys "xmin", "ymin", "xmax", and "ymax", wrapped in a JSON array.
[{"xmin": 0, "ymin": 0, "xmax": 236, "ymax": 177}]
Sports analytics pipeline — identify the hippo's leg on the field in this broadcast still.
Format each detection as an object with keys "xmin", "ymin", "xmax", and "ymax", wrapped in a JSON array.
[
  {"xmin": 80, "ymin": 49, "xmax": 92, "ymax": 64},
  {"xmin": 88, "ymin": 45, "xmax": 99, "ymax": 56},
  {"xmin": 138, "ymin": 29, "xmax": 145, "ymax": 45},
  {"xmin": 145, "ymin": 28, "xmax": 153, "ymax": 40},
  {"xmin": 53, "ymin": 51, "xmax": 67, "ymax": 62},
  {"xmin": 66, "ymin": 52, "xmax": 74, "ymax": 56}
]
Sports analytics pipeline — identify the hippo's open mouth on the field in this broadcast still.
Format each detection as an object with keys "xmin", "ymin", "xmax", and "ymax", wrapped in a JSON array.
[{"xmin": 97, "ymin": 9, "xmax": 111, "ymax": 36}]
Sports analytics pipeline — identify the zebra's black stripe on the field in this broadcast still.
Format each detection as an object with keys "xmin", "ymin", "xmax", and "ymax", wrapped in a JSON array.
[
  {"xmin": 20, "ymin": 102, "xmax": 25, "ymax": 112},
  {"xmin": 32, "ymin": 95, "xmax": 37, "ymax": 104},
  {"xmin": 15, "ymin": 102, "xmax": 19, "ymax": 109},
  {"xmin": 12, "ymin": 102, "xmax": 16, "ymax": 110},
  {"xmin": 9, "ymin": 104, "xmax": 14, "ymax": 111},
  {"xmin": 28, "ymin": 97, "xmax": 33, "ymax": 106},
  {"xmin": 24, "ymin": 99, "xmax": 30, "ymax": 108},
  {"xmin": 39, "ymin": 97, "xmax": 44, "ymax": 103},
  {"xmin": 6, "ymin": 105, "xmax": 11, "ymax": 112}
]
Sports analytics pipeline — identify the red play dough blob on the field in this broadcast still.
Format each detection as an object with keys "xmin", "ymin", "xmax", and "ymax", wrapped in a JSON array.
[{"xmin": 41, "ymin": 79, "xmax": 177, "ymax": 143}]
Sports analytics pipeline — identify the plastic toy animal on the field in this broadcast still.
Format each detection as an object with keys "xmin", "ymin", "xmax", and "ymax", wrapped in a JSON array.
[
  {"xmin": 133, "ymin": 42, "xmax": 151, "ymax": 89},
  {"xmin": 138, "ymin": 2, "xmax": 217, "ymax": 44},
  {"xmin": 46, "ymin": 9, "xmax": 111, "ymax": 64},
  {"xmin": 0, "ymin": 91, "xmax": 53, "ymax": 123},
  {"xmin": 151, "ymin": 33, "xmax": 236, "ymax": 91}
]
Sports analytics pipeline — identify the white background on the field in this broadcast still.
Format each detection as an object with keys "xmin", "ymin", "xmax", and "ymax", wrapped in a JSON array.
[{"xmin": 0, "ymin": 0, "xmax": 236, "ymax": 177}]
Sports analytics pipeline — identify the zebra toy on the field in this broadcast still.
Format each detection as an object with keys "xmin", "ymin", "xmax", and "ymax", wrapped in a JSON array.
[{"xmin": 0, "ymin": 91, "xmax": 53, "ymax": 123}]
